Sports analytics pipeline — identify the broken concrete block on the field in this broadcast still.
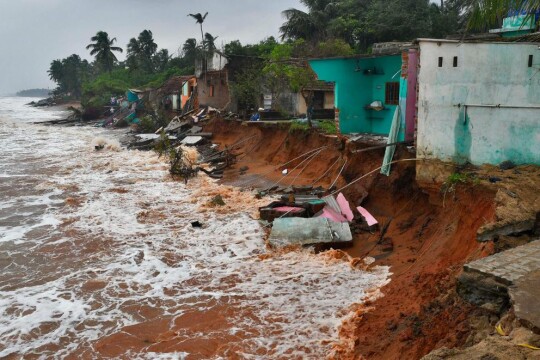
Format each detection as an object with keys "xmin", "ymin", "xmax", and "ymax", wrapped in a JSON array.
[
  {"xmin": 269, "ymin": 217, "xmax": 352, "ymax": 248},
  {"xmin": 181, "ymin": 136, "xmax": 203, "ymax": 146}
]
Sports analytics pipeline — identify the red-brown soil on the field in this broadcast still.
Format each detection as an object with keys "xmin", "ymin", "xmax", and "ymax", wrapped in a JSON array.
[{"xmin": 204, "ymin": 118, "xmax": 499, "ymax": 359}]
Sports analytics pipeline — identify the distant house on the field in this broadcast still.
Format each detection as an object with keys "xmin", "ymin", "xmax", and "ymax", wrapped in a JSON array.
[
  {"xmin": 309, "ymin": 42, "xmax": 417, "ymax": 140},
  {"xmin": 196, "ymin": 52, "xmax": 335, "ymax": 119},
  {"xmin": 196, "ymin": 51, "xmax": 230, "ymax": 110},
  {"xmin": 416, "ymin": 37, "xmax": 540, "ymax": 166}
]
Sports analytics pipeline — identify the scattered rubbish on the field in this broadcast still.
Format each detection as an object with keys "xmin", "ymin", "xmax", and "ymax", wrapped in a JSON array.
[
  {"xmin": 191, "ymin": 221, "xmax": 203, "ymax": 228},
  {"xmin": 357, "ymin": 206, "xmax": 378, "ymax": 227},
  {"xmin": 282, "ymin": 169, "xmax": 288, "ymax": 175},
  {"xmin": 336, "ymin": 193, "xmax": 354, "ymax": 222},
  {"xmin": 269, "ymin": 217, "xmax": 353, "ymax": 248},
  {"xmin": 489, "ymin": 176, "xmax": 502, "ymax": 183}
]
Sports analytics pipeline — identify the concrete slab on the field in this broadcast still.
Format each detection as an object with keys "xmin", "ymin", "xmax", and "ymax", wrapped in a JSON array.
[
  {"xmin": 181, "ymin": 136, "xmax": 203, "ymax": 146},
  {"xmin": 510, "ymin": 270, "xmax": 540, "ymax": 332},
  {"xmin": 459, "ymin": 240, "xmax": 540, "ymax": 314},
  {"xmin": 269, "ymin": 217, "xmax": 352, "ymax": 248},
  {"xmin": 463, "ymin": 240, "xmax": 540, "ymax": 286}
]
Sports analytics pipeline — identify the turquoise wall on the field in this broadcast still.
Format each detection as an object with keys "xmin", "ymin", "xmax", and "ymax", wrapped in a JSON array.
[{"xmin": 310, "ymin": 55, "xmax": 406, "ymax": 140}]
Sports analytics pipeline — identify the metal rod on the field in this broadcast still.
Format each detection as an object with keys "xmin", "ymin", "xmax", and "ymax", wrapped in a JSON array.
[
  {"xmin": 269, "ymin": 147, "xmax": 328, "ymax": 189},
  {"xmin": 309, "ymin": 156, "xmax": 342, "ymax": 187},
  {"xmin": 236, "ymin": 145, "xmax": 328, "ymax": 187},
  {"xmin": 330, "ymin": 158, "xmax": 422, "ymax": 197},
  {"xmin": 288, "ymin": 148, "xmax": 325, "ymax": 186},
  {"xmin": 329, "ymin": 160, "xmax": 348, "ymax": 190}
]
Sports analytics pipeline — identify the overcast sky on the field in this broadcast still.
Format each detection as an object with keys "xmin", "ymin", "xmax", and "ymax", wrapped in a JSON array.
[{"xmin": 0, "ymin": 0, "xmax": 304, "ymax": 95}]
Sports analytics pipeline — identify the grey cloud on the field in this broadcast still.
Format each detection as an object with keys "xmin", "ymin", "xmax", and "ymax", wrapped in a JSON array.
[{"xmin": 0, "ymin": 0, "xmax": 302, "ymax": 95}]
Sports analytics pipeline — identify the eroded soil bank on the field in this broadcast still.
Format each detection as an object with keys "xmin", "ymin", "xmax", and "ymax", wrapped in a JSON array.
[{"xmin": 203, "ymin": 118, "xmax": 504, "ymax": 359}]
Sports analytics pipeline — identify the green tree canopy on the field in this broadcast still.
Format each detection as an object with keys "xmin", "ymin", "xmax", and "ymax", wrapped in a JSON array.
[
  {"xmin": 126, "ymin": 30, "xmax": 164, "ymax": 73},
  {"xmin": 48, "ymin": 54, "xmax": 91, "ymax": 98}
]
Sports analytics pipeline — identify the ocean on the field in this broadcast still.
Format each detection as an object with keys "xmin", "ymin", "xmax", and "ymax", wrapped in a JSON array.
[{"xmin": 0, "ymin": 97, "xmax": 390, "ymax": 359}]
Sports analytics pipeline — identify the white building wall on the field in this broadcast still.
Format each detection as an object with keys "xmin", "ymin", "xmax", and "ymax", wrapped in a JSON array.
[{"xmin": 417, "ymin": 40, "xmax": 540, "ymax": 165}]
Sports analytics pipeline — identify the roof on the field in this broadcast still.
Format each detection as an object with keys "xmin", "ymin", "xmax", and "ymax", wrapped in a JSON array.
[
  {"xmin": 309, "ymin": 52, "xmax": 406, "ymax": 62},
  {"xmin": 157, "ymin": 75, "xmax": 196, "ymax": 94},
  {"xmin": 304, "ymin": 81, "xmax": 334, "ymax": 92},
  {"xmin": 416, "ymin": 32, "xmax": 540, "ymax": 45},
  {"xmin": 309, "ymin": 41, "xmax": 416, "ymax": 61}
]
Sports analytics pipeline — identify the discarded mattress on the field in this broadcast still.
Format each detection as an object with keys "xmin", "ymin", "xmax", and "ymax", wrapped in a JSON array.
[{"xmin": 269, "ymin": 217, "xmax": 352, "ymax": 248}]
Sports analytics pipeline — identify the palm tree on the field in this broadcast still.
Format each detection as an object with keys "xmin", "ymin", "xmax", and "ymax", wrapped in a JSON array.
[
  {"xmin": 188, "ymin": 12, "xmax": 209, "ymax": 45},
  {"xmin": 86, "ymin": 31, "xmax": 123, "ymax": 73},
  {"xmin": 138, "ymin": 30, "xmax": 158, "ymax": 59},
  {"xmin": 465, "ymin": 0, "xmax": 540, "ymax": 29},
  {"xmin": 126, "ymin": 30, "xmax": 158, "ymax": 72},
  {"xmin": 48, "ymin": 60, "xmax": 64, "ymax": 83},
  {"xmin": 203, "ymin": 33, "xmax": 219, "ymax": 53},
  {"xmin": 279, "ymin": 1, "xmax": 336, "ymax": 43}
]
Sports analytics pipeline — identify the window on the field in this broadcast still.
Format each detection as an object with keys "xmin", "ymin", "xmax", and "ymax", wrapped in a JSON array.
[
  {"xmin": 209, "ymin": 85, "xmax": 215, "ymax": 97},
  {"xmin": 529, "ymin": 55, "xmax": 534, "ymax": 68},
  {"xmin": 438, "ymin": 57, "xmax": 443, "ymax": 67},
  {"xmin": 385, "ymin": 82, "xmax": 400, "ymax": 105},
  {"xmin": 453, "ymin": 56, "xmax": 458, "ymax": 67}
]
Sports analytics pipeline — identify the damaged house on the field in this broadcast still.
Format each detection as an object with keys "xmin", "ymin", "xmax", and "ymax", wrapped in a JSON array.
[
  {"xmin": 196, "ymin": 51, "xmax": 230, "ymax": 110},
  {"xmin": 196, "ymin": 51, "xmax": 335, "ymax": 119},
  {"xmin": 309, "ymin": 42, "xmax": 416, "ymax": 141}
]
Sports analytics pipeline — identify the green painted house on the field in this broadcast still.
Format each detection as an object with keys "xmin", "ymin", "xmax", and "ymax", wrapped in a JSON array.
[{"xmin": 309, "ymin": 49, "xmax": 417, "ymax": 142}]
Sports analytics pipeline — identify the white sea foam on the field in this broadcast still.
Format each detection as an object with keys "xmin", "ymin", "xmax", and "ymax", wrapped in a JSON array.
[{"xmin": 0, "ymin": 97, "xmax": 391, "ymax": 359}]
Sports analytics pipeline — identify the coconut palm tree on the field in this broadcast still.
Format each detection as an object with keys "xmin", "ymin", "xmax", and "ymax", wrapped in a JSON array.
[
  {"xmin": 279, "ymin": 1, "xmax": 336, "ymax": 43},
  {"xmin": 466, "ymin": 0, "xmax": 540, "ymax": 29},
  {"xmin": 86, "ymin": 31, "xmax": 123, "ymax": 73},
  {"xmin": 188, "ymin": 12, "xmax": 209, "ymax": 45},
  {"xmin": 48, "ymin": 60, "xmax": 64, "ymax": 83},
  {"xmin": 126, "ymin": 30, "xmax": 158, "ymax": 72},
  {"xmin": 203, "ymin": 33, "xmax": 219, "ymax": 54}
]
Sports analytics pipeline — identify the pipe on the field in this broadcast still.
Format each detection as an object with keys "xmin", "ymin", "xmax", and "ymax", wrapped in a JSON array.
[
  {"xmin": 454, "ymin": 103, "xmax": 540, "ymax": 110},
  {"xmin": 351, "ymin": 140, "xmax": 413, "ymax": 154}
]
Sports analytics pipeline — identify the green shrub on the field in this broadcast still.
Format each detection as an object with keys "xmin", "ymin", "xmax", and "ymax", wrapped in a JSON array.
[{"xmin": 318, "ymin": 120, "xmax": 337, "ymax": 135}]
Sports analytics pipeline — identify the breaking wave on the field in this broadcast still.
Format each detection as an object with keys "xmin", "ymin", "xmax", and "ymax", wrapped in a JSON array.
[{"xmin": 0, "ymin": 97, "xmax": 391, "ymax": 359}]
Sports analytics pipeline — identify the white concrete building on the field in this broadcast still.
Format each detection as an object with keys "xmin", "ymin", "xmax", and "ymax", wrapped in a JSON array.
[{"xmin": 416, "ymin": 39, "xmax": 540, "ymax": 166}]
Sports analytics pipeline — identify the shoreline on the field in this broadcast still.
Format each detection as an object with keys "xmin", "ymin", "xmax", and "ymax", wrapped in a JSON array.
[{"xmin": 23, "ymin": 104, "xmax": 540, "ymax": 359}]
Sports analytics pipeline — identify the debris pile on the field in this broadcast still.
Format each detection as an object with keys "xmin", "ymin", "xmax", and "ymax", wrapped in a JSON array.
[{"xmin": 260, "ymin": 185, "xmax": 379, "ymax": 250}]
